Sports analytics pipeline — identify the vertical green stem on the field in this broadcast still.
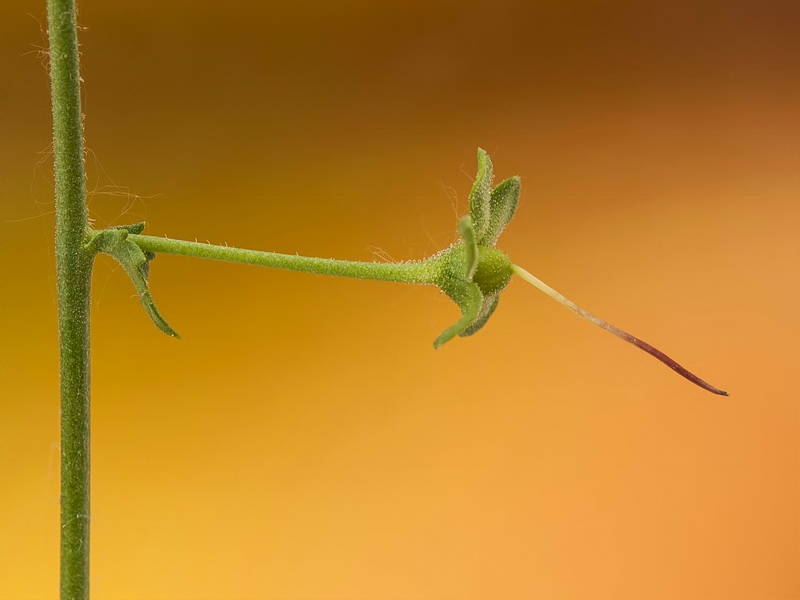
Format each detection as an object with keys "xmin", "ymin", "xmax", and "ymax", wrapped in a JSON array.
[{"xmin": 47, "ymin": 0, "xmax": 92, "ymax": 598}]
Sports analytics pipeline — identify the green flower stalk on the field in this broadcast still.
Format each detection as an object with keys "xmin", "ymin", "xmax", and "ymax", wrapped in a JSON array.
[{"xmin": 90, "ymin": 148, "xmax": 727, "ymax": 397}]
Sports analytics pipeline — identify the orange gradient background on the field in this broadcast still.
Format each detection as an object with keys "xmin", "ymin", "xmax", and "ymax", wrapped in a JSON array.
[{"xmin": 1, "ymin": 1, "xmax": 798, "ymax": 598}]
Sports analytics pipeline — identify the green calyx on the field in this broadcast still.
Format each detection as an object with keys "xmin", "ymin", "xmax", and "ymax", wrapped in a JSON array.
[
  {"xmin": 428, "ymin": 240, "xmax": 514, "ymax": 349},
  {"xmin": 428, "ymin": 148, "xmax": 520, "ymax": 348},
  {"xmin": 430, "ymin": 242, "xmax": 514, "ymax": 310}
]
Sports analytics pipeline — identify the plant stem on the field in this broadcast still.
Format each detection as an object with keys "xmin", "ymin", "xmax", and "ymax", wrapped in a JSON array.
[
  {"xmin": 128, "ymin": 234, "xmax": 440, "ymax": 285},
  {"xmin": 47, "ymin": 0, "xmax": 93, "ymax": 598}
]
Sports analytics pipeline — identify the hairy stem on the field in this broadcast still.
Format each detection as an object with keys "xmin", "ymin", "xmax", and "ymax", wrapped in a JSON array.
[
  {"xmin": 127, "ymin": 234, "xmax": 440, "ymax": 285},
  {"xmin": 48, "ymin": 0, "xmax": 93, "ymax": 598},
  {"xmin": 512, "ymin": 264, "xmax": 728, "ymax": 396}
]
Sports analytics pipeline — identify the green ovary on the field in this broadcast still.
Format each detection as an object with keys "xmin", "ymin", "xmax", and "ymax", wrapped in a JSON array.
[{"xmin": 473, "ymin": 247, "xmax": 513, "ymax": 295}]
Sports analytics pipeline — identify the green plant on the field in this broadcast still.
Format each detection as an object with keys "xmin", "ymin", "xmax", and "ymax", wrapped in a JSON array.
[{"xmin": 46, "ymin": 0, "xmax": 726, "ymax": 598}]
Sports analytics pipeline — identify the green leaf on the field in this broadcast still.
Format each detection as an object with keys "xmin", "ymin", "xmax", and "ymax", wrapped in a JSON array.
[
  {"xmin": 111, "ymin": 222, "xmax": 146, "ymax": 235},
  {"xmin": 468, "ymin": 148, "xmax": 493, "ymax": 243},
  {"xmin": 89, "ymin": 226, "xmax": 180, "ymax": 338},
  {"xmin": 119, "ymin": 245, "xmax": 179, "ymax": 339},
  {"xmin": 433, "ymin": 281, "xmax": 482, "ymax": 349},
  {"xmin": 460, "ymin": 293, "xmax": 500, "ymax": 337},
  {"xmin": 480, "ymin": 176, "xmax": 521, "ymax": 247},
  {"xmin": 457, "ymin": 215, "xmax": 478, "ymax": 280}
]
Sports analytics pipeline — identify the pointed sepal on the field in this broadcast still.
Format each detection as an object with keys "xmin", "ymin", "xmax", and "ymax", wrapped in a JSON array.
[
  {"xmin": 433, "ymin": 281, "xmax": 483, "ymax": 349},
  {"xmin": 468, "ymin": 148, "xmax": 493, "ymax": 243},
  {"xmin": 460, "ymin": 292, "xmax": 500, "ymax": 337},
  {"xmin": 479, "ymin": 176, "xmax": 520, "ymax": 247},
  {"xmin": 457, "ymin": 216, "xmax": 479, "ymax": 280}
]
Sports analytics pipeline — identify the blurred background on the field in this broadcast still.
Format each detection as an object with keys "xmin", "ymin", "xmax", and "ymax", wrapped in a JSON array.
[{"xmin": 1, "ymin": 0, "xmax": 798, "ymax": 598}]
